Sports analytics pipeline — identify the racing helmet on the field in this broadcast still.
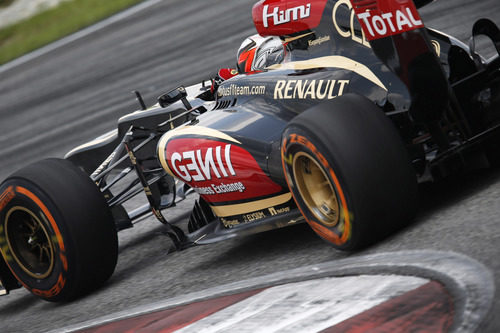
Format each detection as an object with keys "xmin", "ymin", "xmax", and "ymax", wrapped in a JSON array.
[{"xmin": 237, "ymin": 34, "xmax": 285, "ymax": 73}]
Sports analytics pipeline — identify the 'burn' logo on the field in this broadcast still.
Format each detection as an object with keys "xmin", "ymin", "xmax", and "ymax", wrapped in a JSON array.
[
  {"xmin": 263, "ymin": 3, "xmax": 311, "ymax": 28},
  {"xmin": 170, "ymin": 144, "xmax": 235, "ymax": 182}
]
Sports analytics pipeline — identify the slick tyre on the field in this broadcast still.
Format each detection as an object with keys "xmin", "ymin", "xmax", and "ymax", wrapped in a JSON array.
[
  {"xmin": 281, "ymin": 94, "xmax": 418, "ymax": 250},
  {"xmin": 485, "ymin": 130, "xmax": 500, "ymax": 167},
  {"xmin": 0, "ymin": 158, "xmax": 118, "ymax": 301}
]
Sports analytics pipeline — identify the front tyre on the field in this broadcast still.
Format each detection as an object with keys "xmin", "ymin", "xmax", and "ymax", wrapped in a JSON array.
[
  {"xmin": 0, "ymin": 159, "xmax": 118, "ymax": 301},
  {"xmin": 281, "ymin": 94, "xmax": 418, "ymax": 250}
]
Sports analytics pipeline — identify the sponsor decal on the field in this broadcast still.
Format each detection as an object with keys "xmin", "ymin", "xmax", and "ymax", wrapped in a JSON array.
[
  {"xmin": 268, "ymin": 206, "xmax": 291, "ymax": 216},
  {"xmin": 210, "ymin": 193, "xmax": 293, "ymax": 217},
  {"xmin": 308, "ymin": 35, "xmax": 331, "ymax": 47},
  {"xmin": 263, "ymin": 3, "xmax": 311, "ymax": 28},
  {"xmin": 243, "ymin": 211, "xmax": 266, "ymax": 223},
  {"xmin": 253, "ymin": 0, "xmax": 327, "ymax": 37},
  {"xmin": 431, "ymin": 40, "xmax": 441, "ymax": 57},
  {"xmin": 332, "ymin": 0, "xmax": 370, "ymax": 47},
  {"xmin": 192, "ymin": 182, "xmax": 246, "ymax": 195},
  {"xmin": 350, "ymin": 0, "xmax": 424, "ymax": 41},
  {"xmin": 171, "ymin": 144, "xmax": 235, "ymax": 183},
  {"xmin": 194, "ymin": 186, "xmax": 216, "ymax": 195},
  {"xmin": 221, "ymin": 218, "xmax": 240, "ymax": 228},
  {"xmin": 218, "ymin": 84, "xmax": 266, "ymax": 97},
  {"xmin": 274, "ymin": 79, "xmax": 349, "ymax": 100},
  {"xmin": 212, "ymin": 182, "xmax": 246, "ymax": 194},
  {"xmin": 218, "ymin": 200, "xmax": 294, "ymax": 228},
  {"xmin": 162, "ymin": 137, "xmax": 283, "ymax": 203}
]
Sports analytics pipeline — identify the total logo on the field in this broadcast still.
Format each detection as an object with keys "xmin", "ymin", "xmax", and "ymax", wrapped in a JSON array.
[
  {"xmin": 263, "ymin": 3, "xmax": 311, "ymax": 28},
  {"xmin": 170, "ymin": 144, "xmax": 235, "ymax": 182},
  {"xmin": 357, "ymin": 8, "xmax": 423, "ymax": 39},
  {"xmin": 351, "ymin": 0, "xmax": 424, "ymax": 40}
]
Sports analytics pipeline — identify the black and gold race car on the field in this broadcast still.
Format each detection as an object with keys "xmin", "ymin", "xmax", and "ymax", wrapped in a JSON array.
[{"xmin": 1, "ymin": 0, "xmax": 499, "ymax": 301}]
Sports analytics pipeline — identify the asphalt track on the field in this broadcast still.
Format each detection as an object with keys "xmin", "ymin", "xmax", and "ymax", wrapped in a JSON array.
[
  {"xmin": 54, "ymin": 251, "xmax": 495, "ymax": 332},
  {"xmin": 0, "ymin": 0, "xmax": 499, "ymax": 332}
]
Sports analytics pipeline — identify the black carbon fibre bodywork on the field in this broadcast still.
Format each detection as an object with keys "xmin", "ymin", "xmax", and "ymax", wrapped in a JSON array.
[
  {"xmin": 2, "ymin": 0, "xmax": 500, "ymax": 297},
  {"xmin": 63, "ymin": 0, "xmax": 500, "ymax": 245}
]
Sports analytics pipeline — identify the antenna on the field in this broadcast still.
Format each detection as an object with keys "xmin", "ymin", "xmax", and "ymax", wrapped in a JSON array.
[{"xmin": 134, "ymin": 90, "xmax": 147, "ymax": 110}]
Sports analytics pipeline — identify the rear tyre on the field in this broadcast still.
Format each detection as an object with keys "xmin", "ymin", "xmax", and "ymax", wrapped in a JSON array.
[
  {"xmin": 281, "ymin": 94, "xmax": 418, "ymax": 250},
  {"xmin": 0, "ymin": 158, "xmax": 118, "ymax": 301},
  {"xmin": 484, "ymin": 131, "xmax": 500, "ymax": 167}
]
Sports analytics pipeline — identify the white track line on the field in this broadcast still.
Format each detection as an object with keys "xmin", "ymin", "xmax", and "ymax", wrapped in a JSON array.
[{"xmin": 0, "ymin": 0, "xmax": 163, "ymax": 74}]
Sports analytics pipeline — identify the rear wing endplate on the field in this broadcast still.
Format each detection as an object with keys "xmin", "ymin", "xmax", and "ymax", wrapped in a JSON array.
[{"xmin": 349, "ymin": 0, "xmax": 449, "ymax": 122}]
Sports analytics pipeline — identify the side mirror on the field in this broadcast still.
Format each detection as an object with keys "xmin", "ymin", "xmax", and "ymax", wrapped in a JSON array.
[{"xmin": 158, "ymin": 86, "xmax": 188, "ymax": 107}]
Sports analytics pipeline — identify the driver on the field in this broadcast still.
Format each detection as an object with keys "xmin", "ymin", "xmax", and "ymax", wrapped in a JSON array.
[
  {"xmin": 210, "ymin": 34, "xmax": 285, "ymax": 95},
  {"xmin": 211, "ymin": 34, "xmax": 286, "ymax": 94},
  {"xmin": 237, "ymin": 34, "xmax": 286, "ymax": 73}
]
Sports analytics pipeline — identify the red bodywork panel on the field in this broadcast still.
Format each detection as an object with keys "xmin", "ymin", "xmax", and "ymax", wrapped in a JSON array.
[
  {"xmin": 163, "ymin": 138, "xmax": 283, "ymax": 204},
  {"xmin": 252, "ymin": 0, "xmax": 423, "ymax": 40},
  {"xmin": 252, "ymin": 0, "xmax": 327, "ymax": 36}
]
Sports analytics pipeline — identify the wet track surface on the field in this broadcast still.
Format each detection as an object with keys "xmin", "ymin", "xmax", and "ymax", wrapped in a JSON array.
[{"xmin": 0, "ymin": 0, "xmax": 499, "ymax": 331}]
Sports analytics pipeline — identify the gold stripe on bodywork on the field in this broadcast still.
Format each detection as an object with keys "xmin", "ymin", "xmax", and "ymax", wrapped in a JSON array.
[
  {"xmin": 157, "ymin": 125, "xmax": 241, "ymax": 176},
  {"xmin": 210, "ymin": 193, "xmax": 292, "ymax": 217},
  {"xmin": 268, "ymin": 56, "xmax": 387, "ymax": 91},
  {"xmin": 282, "ymin": 32, "xmax": 314, "ymax": 43}
]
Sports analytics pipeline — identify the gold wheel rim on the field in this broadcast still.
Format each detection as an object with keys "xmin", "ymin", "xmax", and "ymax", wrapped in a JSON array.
[
  {"xmin": 5, "ymin": 206, "xmax": 55, "ymax": 279},
  {"xmin": 292, "ymin": 152, "xmax": 340, "ymax": 227}
]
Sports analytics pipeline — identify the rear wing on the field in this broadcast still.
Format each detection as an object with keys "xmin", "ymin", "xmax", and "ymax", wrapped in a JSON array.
[
  {"xmin": 350, "ymin": 0, "xmax": 424, "ymax": 41},
  {"xmin": 349, "ymin": 0, "xmax": 449, "ymax": 122}
]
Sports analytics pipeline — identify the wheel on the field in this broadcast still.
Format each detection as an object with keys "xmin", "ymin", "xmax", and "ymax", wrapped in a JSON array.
[
  {"xmin": 0, "ymin": 158, "xmax": 118, "ymax": 301},
  {"xmin": 281, "ymin": 94, "xmax": 418, "ymax": 250}
]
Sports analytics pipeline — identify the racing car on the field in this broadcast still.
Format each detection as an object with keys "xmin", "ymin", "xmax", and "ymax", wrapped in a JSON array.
[{"xmin": 1, "ymin": 0, "xmax": 499, "ymax": 301}]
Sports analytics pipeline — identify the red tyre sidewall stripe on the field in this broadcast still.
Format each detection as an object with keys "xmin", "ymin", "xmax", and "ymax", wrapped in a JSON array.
[
  {"xmin": 0, "ymin": 186, "xmax": 68, "ymax": 297},
  {"xmin": 281, "ymin": 133, "xmax": 352, "ymax": 245},
  {"xmin": 16, "ymin": 186, "xmax": 66, "ymax": 252}
]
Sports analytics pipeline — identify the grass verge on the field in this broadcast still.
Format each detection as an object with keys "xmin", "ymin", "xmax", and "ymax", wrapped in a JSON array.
[{"xmin": 0, "ymin": 0, "xmax": 145, "ymax": 65}]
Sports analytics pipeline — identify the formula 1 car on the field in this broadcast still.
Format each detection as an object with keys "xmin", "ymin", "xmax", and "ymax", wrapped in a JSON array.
[{"xmin": 1, "ymin": 0, "xmax": 499, "ymax": 301}]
